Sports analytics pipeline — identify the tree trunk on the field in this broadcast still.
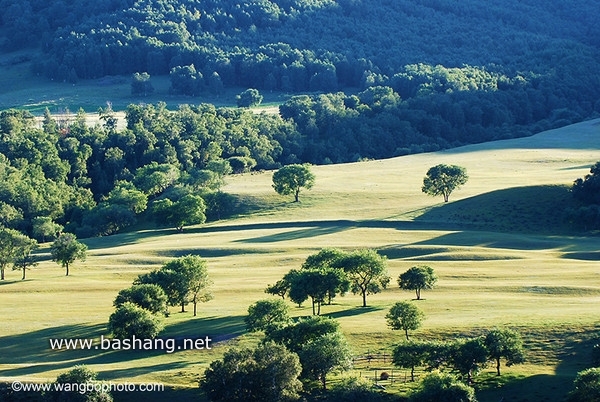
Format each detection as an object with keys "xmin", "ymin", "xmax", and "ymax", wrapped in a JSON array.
[
  {"xmin": 193, "ymin": 301, "xmax": 197, "ymax": 317},
  {"xmin": 1, "ymin": 268, "xmax": 4, "ymax": 280},
  {"xmin": 405, "ymin": 329, "xmax": 409, "ymax": 340},
  {"xmin": 181, "ymin": 302, "xmax": 186, "ymax": 313},
  {"xmin": 411, "ymin": 366, "xmax": 415, "ymax": 382},
  {"xmin": 65, "ymin": 262, "xmax": 69, "ymax": 276},
  {"xmin": 321, "ymin": 374, "xmax": 327, "ymax": 390},
  {"xmin": 496, "ymin": 357, "xmax": 501, "ymax": 376},
  {"xmin": 294, "ymin": 188, "xmax": 300, "ymax": 202},
  {"xmin": 21, "ymin": 267, "xmax": 26, "ymax": 280},
  {"xmin": 416, "ymin": 288, "xmax": 421, "ymax": 300},
  {"xmin": 362, "ymin": 290, "xmax": 367, "ymax": 307}
]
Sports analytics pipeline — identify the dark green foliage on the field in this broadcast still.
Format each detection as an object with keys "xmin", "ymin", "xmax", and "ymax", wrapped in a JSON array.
[
  {"xmin": 484, "ymin": 329, "xmax": 525, "ymax": 376},
  {"xmin": 449, "ymin": 338, "xmax": 489, "ymax": 383},
  {"xmin": 334, "ymin": 249, "xmax": 390, "ymax": 307},
  {"xmin": 131, "ymin": 72, "xmax": 154, "ymax": 96},
  {"xmin": 114, "ymin": 284, "xmax": 168, "ymax": 315},
  {"xmin": 570, "ymin": 162, "xmax": 600, "ymax": 231},
  {"xmin": 0, "ymin": 227, "xmax": 36, "ymax": 280},
  {"xmin": 266, "ymin": 315, "xmax": 340, "ymax": 354},
  {"xmin": 386, "ymin": 301, "xmax": 425, "ymax": 340},
  {"xmin": 299, "ymin": 332, "xmax": 353, "ymax": 390},
  {"xmin": 136, "ymin": 255, "xmax": 212, "ymax": 315},
  {"xmin": 50, "ymin": 233, "xmax": 87, "ymax": 276},
  {"xmin": 572, "ymin": 162, "xmax": 600, "ymax": 205},
  {"xmin": 200, "ymin": 342, "xmax": 302, "ymax": 402},
  {"xmin": 11, "ymin": 235, "xmax": 38, "ymax": 281},
  {"xmin": 236, "ymin": 88, "xmax": 263, "ymax": 108},
  {"xmin": 170, "ymin": 65, "xmax": 204, "ymax": 96},
  {"xmin": 265, "ymin": 279, "xmax": 291, "ymax": 299},
  {"xmin": 272, "ymin": 164, "xmax": 315, "ymax": 202},
  {"xmin": 398, "ymin": 265, "xmax": 438, "ymax": 300},
  {"xmin": 324, "ymin": 377, "xmax": 395, "ymax": 402},
  {"xmin": 53, "ymin": 366, "xmax": 113, "ymax": 402},
  {"xmin": 245, "ymin": 298, "xmax": 290, "ymax": 333},
  {"xmin": 593, "ymin": 344, "xmax": 600, "ymax": 367},
  {"xmin": 393, "ymin": 340, "xmax": 430, "ymax": 382},
  {"xmin": 108, "ymin": 302, "xmax": 164, "ymax": 340},
  {"xmin": 422, "ymin": 164, "xmax": 468, "ymax": 202},
  {"xmin": 152, "ymin": 194, "xmax": 206, "ymax": 232},
  {"xmin": 409, "ymin": 372, "xmax": 477, "ymax": 402},
  {"xmin": 567, "ymin": 368, "xmax": 600, "ymax": 402}
]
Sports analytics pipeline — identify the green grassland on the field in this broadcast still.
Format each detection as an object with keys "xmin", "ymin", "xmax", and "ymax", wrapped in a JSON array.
[
  {"xmin": 0, "ymin": 49, "xmax": 288, "ymax": 118},
  {"xmin": 1, "ymin": 118, "xmax": 600, "ymax": 401}
]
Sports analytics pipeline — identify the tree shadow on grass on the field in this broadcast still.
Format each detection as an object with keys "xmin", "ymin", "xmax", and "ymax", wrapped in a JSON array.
[
  {"xmin": 162, "ymin": 315, "xmax": 246, "ymax": 344},
  {"xmin": 413, "ymin": 185, "xmax": 576, "ymax": 236},
  {"xmin": 0, "ymin": 316, "xmax": 246, "ymax": 379},
  {"xmin": 323, "ymin": 306, "xmax": 383, "ymax": 319}
]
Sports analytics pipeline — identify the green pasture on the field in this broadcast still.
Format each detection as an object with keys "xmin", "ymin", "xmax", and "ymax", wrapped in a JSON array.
[
  {"xmin": 1, "ymin": 119, "xmax": 600, "ymax": 401},
  {"xmin": 0, "ymin": 50, "xmax": 286, "ymax": 118}
]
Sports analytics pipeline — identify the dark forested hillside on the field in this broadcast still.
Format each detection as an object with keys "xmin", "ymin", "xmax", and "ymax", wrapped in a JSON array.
[
  {"xmin": 0, "ymin": 0, "xmax": 598, "ymax": 88},
  {"xmin": 0, "ymin": 0, "xmax": 599, "ymax": 237}
]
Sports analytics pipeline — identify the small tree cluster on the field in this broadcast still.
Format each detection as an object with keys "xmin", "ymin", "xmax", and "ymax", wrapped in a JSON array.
[
  {"xmin": 0, "ymin": 227, "xmax": 38, "ymax": 280},
  {"xmin": 204, "ymin": 311, "xmax": 354, "ymax": 399},
  {"xmin": 392, "ymin": 329, "xmax": 525, "ymax": 384},
  {"xmin": 266, "ymin": 248, "xmax": 390, "ymax": 312},
  {"xmin": 109, "ymin": 255, "xmax": 212, "ymax": 340}
]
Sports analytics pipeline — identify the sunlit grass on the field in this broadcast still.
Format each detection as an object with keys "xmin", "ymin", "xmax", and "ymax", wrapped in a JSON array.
[{"xmin": 0, "ymin": 119, "xmax": 599, "ymax": 401}]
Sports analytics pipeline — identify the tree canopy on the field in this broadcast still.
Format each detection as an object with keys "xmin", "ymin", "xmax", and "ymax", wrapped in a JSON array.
[
  {"xmin": 398, "ymin": 265, "xmax": 438, "ymax": 300},
  {"xmin": 200, "ymin": 342, "xmax": 302, "ymax": 402},
  {"xmin": 386, "ymin": 301, "xmax": 425, "ymax": 340},
  {"xmin": 422, "ymin": 164, "xmax": 468, "ymax": 202},
  {"xmin": 272, "ymin": 164, "xmax": 315, "ymax": 202},
  {"xmin": 50, "ymin": 232, "xmax": 87, "ymax": 276}
]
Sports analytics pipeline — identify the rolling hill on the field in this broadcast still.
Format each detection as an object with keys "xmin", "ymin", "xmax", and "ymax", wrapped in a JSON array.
[{"xmin": 1, "ymin": 119, "xmax": 599, "ymax": 401}]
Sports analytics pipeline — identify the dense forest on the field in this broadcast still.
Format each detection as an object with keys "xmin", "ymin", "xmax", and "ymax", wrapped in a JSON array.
[{"xmin": 0, "ymin": 0, "xmax": 599, "ymax": 237}]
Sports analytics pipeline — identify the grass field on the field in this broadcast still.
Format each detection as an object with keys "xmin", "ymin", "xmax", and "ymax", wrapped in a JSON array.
[{"xmin": 0, "ymin": 113, "xmax": 599, "ymax": 401}]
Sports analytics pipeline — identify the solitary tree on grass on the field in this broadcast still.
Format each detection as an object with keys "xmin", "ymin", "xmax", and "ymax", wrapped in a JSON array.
[
  {"xmin": 422, "ymin": 164, "xmax": 468, "ymax": 202},
  {"xmin": 386, "ymin": 301, "xmax": 425, "ymax": 340},
  {"xmin": 398, "ymin": 265, "xmax": 438, "ymax": 300},
  {"xmin": 50, "ymin": 232, "xmax": 87, "ymax": 276},
  {"xmin": 272, "ymin": 164, "xmax": 315, "ymax": 202}
]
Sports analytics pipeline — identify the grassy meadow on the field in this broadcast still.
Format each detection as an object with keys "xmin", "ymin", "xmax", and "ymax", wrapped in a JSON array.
[{"xmin": 1, "ymin": 118, "xmax": 600, "ymax": 401}]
